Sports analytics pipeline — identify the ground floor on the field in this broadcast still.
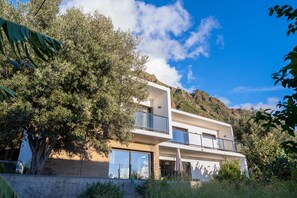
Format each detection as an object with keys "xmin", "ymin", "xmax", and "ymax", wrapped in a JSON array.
[{"xmin": 39, "ymin": 141, "xmax": 247, "ymax": 182}]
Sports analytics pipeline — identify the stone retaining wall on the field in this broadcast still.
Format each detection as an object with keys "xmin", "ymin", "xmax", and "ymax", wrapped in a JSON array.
[{"xmin": 0, "ymin": 174, "xmax": 143, "ymax": 198}]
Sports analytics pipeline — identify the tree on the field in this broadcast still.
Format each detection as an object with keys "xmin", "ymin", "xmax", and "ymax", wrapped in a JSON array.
[
  {"xmin": 0, "ymin": 16, "xmax": 62, "ymax": 100},
  {"xmin": 242, "ymin": 129, "xmax": 283, "ymax": 179},
  {"xmin": 255, "ymin": 4, "xmax": 297, "ymax": 154},
  {"xmin": 0, "ymin": 1, "xmax": 63, "ymax": 159},
  {"xmin": 0, "ymin": 1, "xmax": 148, "ymax": 174},
  {"xmin": 231, "ymin": 110, "xmax": 285, "ymax": 179}
]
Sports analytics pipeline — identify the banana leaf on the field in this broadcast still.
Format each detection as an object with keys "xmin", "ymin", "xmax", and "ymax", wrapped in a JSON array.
[
  {"xmin": 0, "ymin": 17, "xmax": 63, "ymax": 101},
  {"xmin": 0, "ymin": 175, "xmax": 19, "ymax": 198}
]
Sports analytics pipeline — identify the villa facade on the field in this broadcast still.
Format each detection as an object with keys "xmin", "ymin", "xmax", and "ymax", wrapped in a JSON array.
[{"xmin": 22, "ymin": 81, "xmax": 247, "ymax": 181}]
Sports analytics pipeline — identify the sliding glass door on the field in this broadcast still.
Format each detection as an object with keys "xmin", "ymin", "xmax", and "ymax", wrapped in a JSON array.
[
  {"xmin": 108, "ymin": 149, "xmax": 151, "ymax": 179},
  {"xmin": 108, "ymin": 150, "xmax": 130, "ymax": 179}
]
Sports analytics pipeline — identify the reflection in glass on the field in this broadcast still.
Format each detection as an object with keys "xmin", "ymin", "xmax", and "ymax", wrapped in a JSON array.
[
  {"xmin": 108, "ymin": 150, "xmax": 129, "ymax": 179},
  {"xmin": 131, "ymin": 152, "xmax": 150, "ymax": 179},
  {"xmin": 172, "ymin": 128, "xmax": 189, "ymax": 144}
]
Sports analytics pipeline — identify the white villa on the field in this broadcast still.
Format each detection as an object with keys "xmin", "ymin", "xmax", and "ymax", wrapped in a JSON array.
[{"xmin": 19, "ymin": 81, "xmax": 248, "ymax": 181}]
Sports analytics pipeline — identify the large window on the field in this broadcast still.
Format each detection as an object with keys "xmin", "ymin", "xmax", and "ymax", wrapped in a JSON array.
[
  {"xmin": 172, "ymin": 128, "xmax": 189, "ymax": 145},
  {"xmin": 108, "ymin": 149, "xmax": 151, "ymax": 179},
  {"xmin": 160, "ymin": 160, "xmax": 192, "ymax": 180}
]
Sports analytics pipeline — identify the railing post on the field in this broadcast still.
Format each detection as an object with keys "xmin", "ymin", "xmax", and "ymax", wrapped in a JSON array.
[
  {"xmin": 222, "ymin": 139, "xmax": 225, "ymax": 150},
  {"xmin": 233, "ymin": 141, "xmax": 237, "ymax": 152},
  {"xmin": 200, "ymin": 135, "xmax": 203, "ymax": 148},
  {"xmin": 212, "ymin": 138, "xmax": 214, "ymax": 149}
]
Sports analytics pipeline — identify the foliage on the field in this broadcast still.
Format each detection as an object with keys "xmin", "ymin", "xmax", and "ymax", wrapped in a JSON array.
[
  {"xmin": 0, "ymin": 1, "xmax": 62, "ymax": 160},
  {"xmin": 0, "ymin": 176, "xmax": 19, "ymax": 198},
  {"xmin": 0, "ymin": 1, "xmax": 147, "ymax": 174},
  {"xmin": 78, "ymin": 182, "xmax": 124, "ymax": 198},
  {"xmin": 242, "ymin": 129, "xmax": 283, "ymax": 180},
  {"xmin": 0, "ymin": 163, "xmax": 6, "ymax": 173},
  {"xmin": 231, "ymin": 110, "xmax": 256, "ymax": 143},
  {"xmin": 255, "ymin": 4, "xmax": 297, "ymax": 154},
  {"xmin": 135, "ymin": 179, "xmax": 297, "ymax": 198},
  {"xmin": 0, "ymin": 12, "xmax": 63, "ymax": 101},
  {"xmin": 0, "ymin": 17, "xmax": 62, "ymax": 68},
  {"xmin": 271, "ymin": 157, "xmax": 292, "ymax": 180},
  {"xmin": 136, "ymin": 178, "xmax": 170, "ymax": 198},
  {"xmin": 215, "ymin": 160, "xmax": 245, "ymax": 181}
]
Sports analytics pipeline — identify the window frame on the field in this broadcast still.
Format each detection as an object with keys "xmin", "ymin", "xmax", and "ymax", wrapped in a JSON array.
[
  {"xmin": 108, "ymin": 148, "xmax": 152, "ymax": 179},
  {"xmin": 172, "ymin": 127, "xmax": 189, "ymax": 145}
]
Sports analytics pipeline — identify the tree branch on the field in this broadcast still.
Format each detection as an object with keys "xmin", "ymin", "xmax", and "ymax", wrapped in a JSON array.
[{"xmin": 34, "ymin": 0, "xmax": 47, "ymax": 16}]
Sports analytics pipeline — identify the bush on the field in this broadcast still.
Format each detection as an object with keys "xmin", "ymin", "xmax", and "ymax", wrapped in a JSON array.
[
  {"xmin": 136, "ymin": 178, "xmax": 169, "ymax": 198},
  {"xmin": 78, "ymin": 182, "xmax": 124, "ymax": 198},
  {"xmin": 0, "ymin": 164, "xmax": 6, "ymax": 173},
  {"xmin": 137, "ymin": 179, "xmax": 297, "ymax": 198},
  {"xmin": 215, "ymin": 160, "xmax": 245, "ymax": 181},
  {"xmin": 271, "ymin": 157, "xmax": 292, "ymax": 180}
]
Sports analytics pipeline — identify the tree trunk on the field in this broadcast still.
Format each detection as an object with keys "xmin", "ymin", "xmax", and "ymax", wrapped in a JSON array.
[{"xmin": 28, "ymin": 135, "xmax": 57, "ymax": 175}]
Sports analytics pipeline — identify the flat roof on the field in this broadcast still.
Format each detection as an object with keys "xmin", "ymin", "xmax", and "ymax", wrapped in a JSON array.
[{"xmin": 171, "ymin": 108, "xmax": 231, "ymax": 128}]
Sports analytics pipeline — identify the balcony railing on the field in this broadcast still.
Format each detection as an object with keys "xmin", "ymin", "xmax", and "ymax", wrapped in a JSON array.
[
  {"xmin": 135, "ymin": 111, "xmax": 169, "ymax": 134},
  {"xmin": 169, "ymin": 130, "xmax": 243, "ymax": 153}
]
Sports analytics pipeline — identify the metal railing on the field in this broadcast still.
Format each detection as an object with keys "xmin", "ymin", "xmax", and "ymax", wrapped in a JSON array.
[
  {"xmin": 135, "ymin": 111, "xmax": 169, "ymax": 134},
  {"xmin": 169, "ymin": 130, "xmax": 243, "ymax": 153}
]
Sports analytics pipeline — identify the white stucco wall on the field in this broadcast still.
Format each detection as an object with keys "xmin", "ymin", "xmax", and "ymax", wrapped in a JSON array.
[{"xmin": 188, "ymin": 159, "xmax": 221, "ymax": 182}]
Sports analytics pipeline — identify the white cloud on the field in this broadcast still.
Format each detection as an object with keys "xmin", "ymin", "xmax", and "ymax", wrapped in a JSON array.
[
  {"xmin": 187, "ymin": 65, "xmax": 195, "ymax": 83},
  {"xmin": 185, "ymin": 16, "xmax": 220, "ymax": 58},
  {"xmin": 217, "ymin": 97, "xmax": 231, "ymax": 106},
  {"xmin": 184, "ymin": 86, "xmax": 197, "ymax": 93},
  {"xmin": 60, "ymin": 0, "xmax": 221, "ymax": 87},
  {"xmin": 231, "ymin": 97, "xmax": 280, "ymax": 110},
  {"xmin": 146, "ymin": 56, "xmax": 182, "ymax": 88},
  {"xmin": 216, "ymin": 34, "xmax": 224, "ymax": 49},
  {"xmin": 60, "ymin": 0, "xmax": 139, "ymax": 31},
  {"xmin": 232, "ymin": 86, "xmax": 284, "ymax": 93}
]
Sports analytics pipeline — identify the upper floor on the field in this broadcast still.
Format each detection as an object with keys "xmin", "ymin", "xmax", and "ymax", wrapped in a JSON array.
[
  {"xmin": 132, "ymin": 81, "xmax": 242, "ymax": 155},
  {"xmin": 132, "ymin": 81, "xmax": 172, "ymax": 144}
]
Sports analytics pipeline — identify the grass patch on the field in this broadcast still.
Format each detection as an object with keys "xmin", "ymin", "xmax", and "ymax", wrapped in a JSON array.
[{"xmin": 136, "ymin": 179, "xmax": 297, "ymax": 198}]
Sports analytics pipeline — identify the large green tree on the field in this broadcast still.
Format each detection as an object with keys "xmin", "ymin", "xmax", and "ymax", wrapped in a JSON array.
[
  {"xmin": 0, "ymin": 1, "xmax": 148, "ymax": 174},
  {"xmin": 0, "ymin": 0, "xmax": 63, "ymax": 159},
  {"xmin": 0, "ymin": 0, "xmax": 62, "ymax": 100}
]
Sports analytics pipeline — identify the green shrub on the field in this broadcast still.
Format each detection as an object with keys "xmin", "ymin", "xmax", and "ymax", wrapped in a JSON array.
[
  {"xmin": 215, "ymin": 160, "xmax": 245, "ymax": 181},
  {"xmin": 271, "ymin": 157, "xmax": 292, "ymax": 180},
  {"xmin": 135, "ymin": 178, "xmax": 297, "ymax": 198},
  {"xmin": 78, "ymin": 182, "xmax": 124, "ymax": 198},
  {"xmin": 0, "ymin": 164, "xmax": 6, "ymax": 173},
  {"xmin": 136, "ymin": 178, "xmax": 169, "ymax": 198}
]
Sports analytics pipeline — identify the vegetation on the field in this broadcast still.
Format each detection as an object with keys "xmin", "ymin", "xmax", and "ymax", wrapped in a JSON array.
[
  {"xmin": 0, "ymin": 14, "xmax": 62, "ymax": 100},
  {"xmin": 0, "ymin": 1, "xmax": 63, "ymax": 164},
  {"xmin": 0, "ymin": 0, "xmax": 147, "ymax": 174},
  {"xmin": 0, "ymin": 176, "xmax": 19, "ymax": 198},
  {"xmin": 215, "ymin": 160, "xmax": 245, "ymax": 181},
  {"xmin": 78, "ymin": 182, "xmax": 124, "ymax": 198},
  {"xmin": 255, "ymin": 4, "xmax": 297, "ymax": 154},
  {"xmin": 0, "ymin": 163, "xmax": 6, "ymax": 173},
  {"xmin": 136, "ymin": 179, "xmax": 297, "ymax": 198}
]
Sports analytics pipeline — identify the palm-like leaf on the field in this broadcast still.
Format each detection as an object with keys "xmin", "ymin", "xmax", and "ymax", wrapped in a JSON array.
[
  {"xmin": 0, "ymin": 85, "xmax": 16, "ymax": 101},
  {"xmin": 0, "ymin": 17, "xmax": 63, "ymax": 101}
]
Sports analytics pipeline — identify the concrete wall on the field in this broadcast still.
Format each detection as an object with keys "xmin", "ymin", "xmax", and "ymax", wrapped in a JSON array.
[
  {"xmin": 187, "ymin": 159, "xmax": 221, "ymax": 182},
  {"xmin": 0, "ymin": 174, "xmax": 143, "ymax": 198}
]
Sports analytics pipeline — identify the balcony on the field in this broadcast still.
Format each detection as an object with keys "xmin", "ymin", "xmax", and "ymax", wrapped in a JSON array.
[
  {"xmin": 135, "ymin": 111, "xmax": 169, "ymax": 134},
  {"xmin": 169, "ymin": 129, "xmax": 242, "ymax": 153}
]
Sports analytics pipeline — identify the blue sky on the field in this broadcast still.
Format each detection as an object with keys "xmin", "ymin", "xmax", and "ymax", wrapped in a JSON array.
[{"xmin": 59, "ymin": 0, "xmax": 296, "ymax": 109}]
